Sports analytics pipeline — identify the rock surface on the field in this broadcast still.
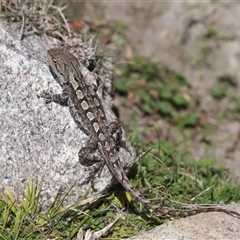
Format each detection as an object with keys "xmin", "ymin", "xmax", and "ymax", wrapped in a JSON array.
[{"xmin": 0, "ymin": 21, "xmax": 135, "ymax": 206}]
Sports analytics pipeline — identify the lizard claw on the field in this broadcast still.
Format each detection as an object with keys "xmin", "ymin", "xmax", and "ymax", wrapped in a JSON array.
[{"xmin": 39, "ymin": 90, "xmax": 53, "ymax": 104}]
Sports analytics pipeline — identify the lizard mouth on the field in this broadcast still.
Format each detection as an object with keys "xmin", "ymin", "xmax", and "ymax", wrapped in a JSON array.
[{"xmin": 49, "ymin": 66, "xmax": 63, "ymax": 87}]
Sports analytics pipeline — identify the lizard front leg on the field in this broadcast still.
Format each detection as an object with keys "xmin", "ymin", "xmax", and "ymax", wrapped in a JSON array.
[{"xmin": 40, "ymin": 85, "xmax": 69, "ymax": 106}]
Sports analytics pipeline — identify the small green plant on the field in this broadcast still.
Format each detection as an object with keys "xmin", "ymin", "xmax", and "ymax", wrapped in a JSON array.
[
  {"xmin": 210, "ymin": 75, "xmax": 236, "ymax": 100},
  {"xmin": 210, "ymin": 82, "xmax": 228, "ymax": 99},
  {"xmin": 112, "ymin": 22, "xmax": 128, "ymax": 32},
  {"xmin": 204, "ymin": 25, "xmax": 219, "ymax": 39}
]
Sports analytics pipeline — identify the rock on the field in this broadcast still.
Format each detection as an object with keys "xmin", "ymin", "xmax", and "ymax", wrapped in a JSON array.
[{"xmin": 0, "ymin": 21, "xmax": 135, "ymax": 207}]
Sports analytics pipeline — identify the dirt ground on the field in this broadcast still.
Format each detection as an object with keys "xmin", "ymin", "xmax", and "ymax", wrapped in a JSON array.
[{"xmin": 67, "ymin": 2, "xmax": 240, "ymax": 183}]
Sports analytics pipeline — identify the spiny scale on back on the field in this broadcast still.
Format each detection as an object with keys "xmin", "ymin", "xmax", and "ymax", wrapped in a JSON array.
[{"xmin": 43, "ymin": 48, "xmax": 240, "ymax": 219}]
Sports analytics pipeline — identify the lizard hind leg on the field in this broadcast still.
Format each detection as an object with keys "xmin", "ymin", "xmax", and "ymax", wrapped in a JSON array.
[
  {"xmin": 78, "ymin": 146, "xmax": 106, "ymax": 191},
  {"xmin": 78, "ymin": 138, "xmax": 106, "ymax": 185},
  {"xmin": 78, "ymin": 145, "xmax": 105, "ymax": 169}
]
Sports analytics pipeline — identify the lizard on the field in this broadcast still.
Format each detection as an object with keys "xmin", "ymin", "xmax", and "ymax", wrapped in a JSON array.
[{"xmin": 40, "ymin": 48, "xmax": 240, "ymax": 219}]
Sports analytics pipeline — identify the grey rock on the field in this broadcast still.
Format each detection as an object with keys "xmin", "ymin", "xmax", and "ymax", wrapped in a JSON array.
[{"xmin": 0, "ymin": 21, "xmax": 135, "ymax": 207}]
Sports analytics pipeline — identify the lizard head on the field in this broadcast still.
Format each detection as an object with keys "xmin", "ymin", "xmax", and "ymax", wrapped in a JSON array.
[{"xmin": 47, "ymin": 48, "xmax": 79, "ymax": 87}]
